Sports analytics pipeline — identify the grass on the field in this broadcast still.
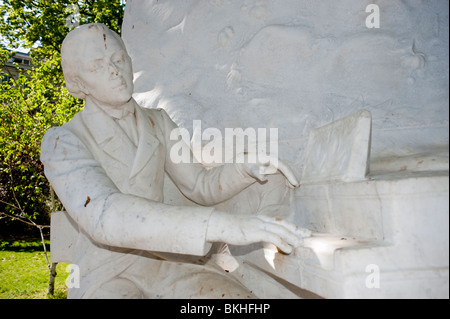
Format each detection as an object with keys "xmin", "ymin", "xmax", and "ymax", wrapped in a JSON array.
[{"xmin": 0, "ymin": 239, "xmax": 70, "ymax": 299}]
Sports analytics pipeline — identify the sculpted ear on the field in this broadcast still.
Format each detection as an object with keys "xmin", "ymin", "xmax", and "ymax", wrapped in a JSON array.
[
  {"xmin": 75, "ymin": 78, "xmax": 90, "ymax": 95},
  {"xmin": 65, "ymin": 77, "xmax": 89, "ymax": 99}
]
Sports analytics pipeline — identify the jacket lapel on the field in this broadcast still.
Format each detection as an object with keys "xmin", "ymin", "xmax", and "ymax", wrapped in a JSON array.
[
  {"xmin": 129, "ymin": 102, "xmax": 161, "ymax": 179},
  {"xmin": 81, "ymin": 102, "xmax": 136, "ymax": 168},
  {"xmin": 80, "ymin": 100, "xmax": 161, "ymax": 182}
]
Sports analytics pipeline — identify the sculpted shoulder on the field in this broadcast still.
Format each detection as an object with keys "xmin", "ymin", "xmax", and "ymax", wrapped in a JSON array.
[
  {"xmin": 140, "ymin": 106, "xmax": 178, "ymax": 135},
  {"xmin": 140, "ymin": 106, "xmax": 165, "ymax": 123},
  {"xmin": 40, "ymin": 113, "xmax": 84, "ymax": 160}
]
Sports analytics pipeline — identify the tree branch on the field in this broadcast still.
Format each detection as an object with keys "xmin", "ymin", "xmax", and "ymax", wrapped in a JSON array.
[{"xmin": 0, "ymin": 210, "xmax": 50, "ymax": 229}]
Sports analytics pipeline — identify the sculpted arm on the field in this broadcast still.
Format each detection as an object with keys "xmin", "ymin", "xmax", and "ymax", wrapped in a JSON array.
[
  {"xmin": 42, "ymin": 125, "xmax": 308, "ymax": 255},
  {"xmin": 160, "ymin": 109, "xmax": 299, "ymax": 206},
  {"xmin": 158, "ymin": 110, "xmax": 310, "ymax": 252},
  {"xmin": 40, "ymin": 127, "xmax": 214, "ymax": 256}
]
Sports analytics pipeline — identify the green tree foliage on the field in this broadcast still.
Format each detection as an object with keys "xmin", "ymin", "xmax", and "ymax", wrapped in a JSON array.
[
  {"xmin": 0, "ymin": 0, "xmax": 126, "ymax": 237},
  {"xmin": 0, "ymin": 0, "xmax": 125, "ymax": 57}
]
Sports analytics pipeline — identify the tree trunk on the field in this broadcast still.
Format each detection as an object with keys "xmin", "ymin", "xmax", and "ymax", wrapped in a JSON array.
[{"xmin": 47, "ymin": 262, "xmax": 58, "ymax": 295}]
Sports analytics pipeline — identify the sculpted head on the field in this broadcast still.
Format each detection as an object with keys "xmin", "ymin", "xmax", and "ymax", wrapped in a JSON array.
[{"xmin": 61, "ymin": 23, "xmax": 134, "ymax": 107}]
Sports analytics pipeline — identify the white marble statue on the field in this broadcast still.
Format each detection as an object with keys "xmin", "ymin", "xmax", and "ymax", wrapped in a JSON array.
[
  {"xmin": 115, "ymin": 1, "xmax": 448, "ymax": 299},
  {"xmin": 40, "ymin": 23, "xmax": 310, "ymax": 298}
]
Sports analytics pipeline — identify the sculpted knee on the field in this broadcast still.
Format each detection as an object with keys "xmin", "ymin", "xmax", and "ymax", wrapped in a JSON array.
[{"xmin": 92, "ymin": 277, "xmax": 143, "ymax": 299}]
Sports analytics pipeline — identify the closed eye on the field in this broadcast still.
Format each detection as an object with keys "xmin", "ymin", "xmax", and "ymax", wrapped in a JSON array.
[
  {"xmin": 88, "ymin": 59, "xmax": 104, "ymax": 72},
  {"xmin": 112, "ymin": 51, "xmax": 125, "ymax": 65}
]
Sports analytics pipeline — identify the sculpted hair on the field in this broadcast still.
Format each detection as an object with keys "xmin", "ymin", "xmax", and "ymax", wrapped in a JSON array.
[{"xmin": 61, "ymin": 23, "xmax": 125, "ymax": 99}]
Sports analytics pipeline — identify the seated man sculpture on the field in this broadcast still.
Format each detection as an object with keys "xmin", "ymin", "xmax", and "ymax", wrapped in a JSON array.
[{"xmin": 41, "ymin": 23, "xmax": 308, "ymax": 298}]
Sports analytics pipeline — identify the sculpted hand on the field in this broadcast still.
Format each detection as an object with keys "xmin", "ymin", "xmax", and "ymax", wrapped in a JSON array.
[
  {"xmin": 206, "ymin": 210, "xmax": 311, "ymax": 254},
  {"xmin": 238, "ymin": 153, "xmax": 300, "ymax": 188}
]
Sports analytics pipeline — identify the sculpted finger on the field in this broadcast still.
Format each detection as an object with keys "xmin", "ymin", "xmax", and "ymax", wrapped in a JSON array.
[
  {"xmin": 261, "ymin": 221, "xmax": 303, "ymax": 249},
  {"xmin": 275, "ymin": 160, "xmax": 300, "ymax": 188},
  {"xmin": 263, "ymin": 232, "xmax": 293, "ymax": 255},
  {"xmin": 253, "ymin": 167, "xmax": 268, "ymax": 182},
  {"xmin": 259, "ymin": 216, "xmax": 311, "ymax": 244},
  {"xmin": 276, "ymin": 219, "xmax": 312, "ymax": 239}
]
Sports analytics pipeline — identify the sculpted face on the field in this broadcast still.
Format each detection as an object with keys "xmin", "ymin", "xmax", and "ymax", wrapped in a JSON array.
[{"xmin": 62, "ymin": 24, "xmax": 134, "ymax": 107}]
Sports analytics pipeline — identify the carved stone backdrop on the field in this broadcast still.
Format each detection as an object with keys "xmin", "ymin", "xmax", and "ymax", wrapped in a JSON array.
[
  {"xmin": 120, "ymin": 0, "xmax": 449, "ymax": 298},
  {"xmin": 122, "ymin": 0, "xmax": 448, "ymax": 172}
]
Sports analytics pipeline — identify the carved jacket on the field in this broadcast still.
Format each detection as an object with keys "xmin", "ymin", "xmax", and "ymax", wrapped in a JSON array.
[{"xmin": 40, "ymin": 99, "xmax": 255, "ymax": 297}]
